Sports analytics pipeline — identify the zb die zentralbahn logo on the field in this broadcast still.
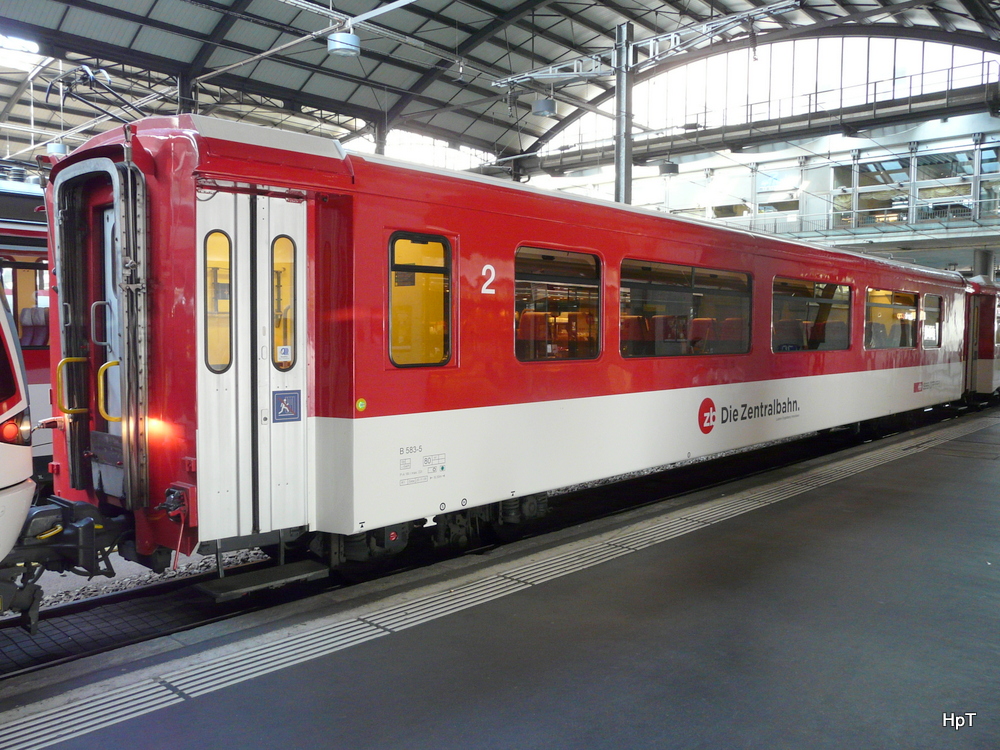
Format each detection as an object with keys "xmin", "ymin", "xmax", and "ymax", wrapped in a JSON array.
[{"xmin": 698, "ymin": 397, "xmax": 717, "ymax": 434}]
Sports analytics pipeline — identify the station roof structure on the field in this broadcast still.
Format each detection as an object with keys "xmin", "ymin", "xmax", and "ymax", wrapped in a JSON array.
[{"xmin": 2, "ymin": 0, "xmax": 1000, "ymax": 167}]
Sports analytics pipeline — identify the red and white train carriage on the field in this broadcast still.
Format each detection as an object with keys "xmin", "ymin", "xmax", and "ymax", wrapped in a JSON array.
[
  {"xmin": 1, "ymin": 114, "xmax": 998, "ymax": 620},
  {"xmin": 0, "ymin": 180, "xmax": 51, "ymax": 467},
  {"xmin": 0, "ymin": 269, "xmax": 35, "ymax": 614},
  {"xmin": 0, "ymin": 286, "xmax": 33, "ymax": 547}
]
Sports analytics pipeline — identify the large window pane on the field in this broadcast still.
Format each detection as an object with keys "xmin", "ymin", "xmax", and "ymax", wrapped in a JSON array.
[
  {"xmin": 859, "ymin": 158, "xmax": 911, "ymax": 187},
  {"xmin": 620, "ymin": 259, "xmax": 751, "ymax": 357},
  {"xmin": 390, "ymin": 234, "xmax": 450, "ymax": 366},
  {"xmin": 865, "ymin": 289, "xmax": 917, "ymax": 349},
  {"xmin": 857, "ymin": 189, "xmax": 909, "ymax": 224},
  {"xmin": 0, "ymin": 296, "xmax": 16, "ymax": 404},
  {"xmin": 923, "ymin": 295, "xmax": 942, "ymax": 347},
  {"xmin": 516, "ymin": 248, "xmax": 600, "ymax": 361},
  {"xmin": 772, "ymin": 277, "xmax": 851, "ymax": 352},
  {"xmin": 916, "ymin": 151, "xmax": 975, "ymax": 180},
  {"xmin": 0, "ymin": 259, "xmax": 49, "ymax": 348}
]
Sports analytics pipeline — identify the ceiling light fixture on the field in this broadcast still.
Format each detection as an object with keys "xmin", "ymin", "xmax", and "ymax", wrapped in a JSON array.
[
  {"xmin": 531, "ymin": 98, "xmax": 556, "ymax": 117},
  {"xmin": 327, "ymin": 28, "xmax": 361, "ymax": 57}
]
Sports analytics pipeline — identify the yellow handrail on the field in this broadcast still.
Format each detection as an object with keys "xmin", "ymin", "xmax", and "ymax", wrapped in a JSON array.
[
  {"xmin": 97, "ymin": 360, "xmax": 121, "ymax": 423},
  {"xmin": 55, "ymin": 357, "xmax": 88, "ymax": 415}
]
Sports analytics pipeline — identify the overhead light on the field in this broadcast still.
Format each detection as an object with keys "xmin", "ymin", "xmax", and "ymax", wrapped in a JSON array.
[
  {"xmin": 659, "ymin": 161, "xmax": 679, "ymax": 176},
  {"xmin": 531, "ymin": 98, "xmax": 556, "ymax": 117},
  {"xmin": 328, "ymin": 29, "xmax": 361, "ymax": 57},
  {"xmin": 0, "ymin": 34, "xmax": 39, "ymax": 54}
]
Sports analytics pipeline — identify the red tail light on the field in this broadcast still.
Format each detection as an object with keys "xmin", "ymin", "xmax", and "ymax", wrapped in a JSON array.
[{"xmin": 0, "ymin": 409, "xmax": 31, "ymax": 445}]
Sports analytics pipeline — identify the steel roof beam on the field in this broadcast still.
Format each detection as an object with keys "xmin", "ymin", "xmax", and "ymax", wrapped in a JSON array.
[
  {"xmin": 188, "ymin": 0, "xmax": 256, "ymax": 79},
  {"xmin": 405, "ymin": 0, "xmax": 615, "ymax": 67},
  {"xmin": 201, "ymin": 0, "xmax": 582, "ymax": 123},
  {"xmin": 524, "ymin": 2, "xmax": 963, "ymax": 156},
  {"xmin": 0, "ymin": 58, "xmax": 56, "ymax": 124},
  {"xmin": 8, "ymin": 17, "xmax": 543, "ymax": 152},
  {"xmin": 384, "ymin": 0, "xmax": 563, "ymax": 125},
  {"xmin": 563, "ymin": 0, "xmax": 668, "ymax": 36},
  {"xmin": 954, "ymin": 0, "xmax": 1000, "ymax": 40},
  {"xmin": 14, "ymin": 0, "xmax": 544, "ymax": 126},
  {"xmin": 2, "ymin": 14, "xmax": 543, "ymax": 147}
]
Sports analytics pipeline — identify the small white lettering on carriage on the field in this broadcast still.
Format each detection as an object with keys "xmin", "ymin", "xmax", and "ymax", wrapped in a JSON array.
[{"xmin": 942, "ymin": 712, "xmax": 976, "ymax": 730}]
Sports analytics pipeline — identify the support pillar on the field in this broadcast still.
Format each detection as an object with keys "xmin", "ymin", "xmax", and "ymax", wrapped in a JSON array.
[
  {"xmin": 973, "ymin": 249, "xmax": 995, "ymax": 281},
  {"xmin": 375, "ymin": 121, "xmax": 388, "ymax": 156},
  {"xmin": 614, "ymin": 22, "xmax": 634, "ymax": 205},
  {"xmin": 176, "ymin": 73, "xmax": 197, "ymax": 114}
]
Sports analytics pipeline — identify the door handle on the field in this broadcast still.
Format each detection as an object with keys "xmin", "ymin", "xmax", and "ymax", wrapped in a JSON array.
[
  {"xmin": 55, "ymin": 357, "xmax": 88, "ymax": 415},
  {"xmin": 90, "ymin": 301, "xmax": 111, "ymax": 347},
  {"xmin": 98, "ymin": 360, "xmax": 121, "ymax": 423}
]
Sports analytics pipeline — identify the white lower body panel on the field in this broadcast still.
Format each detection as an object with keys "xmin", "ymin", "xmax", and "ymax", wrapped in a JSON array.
[
  {"xmin": 0, "ymin": 478, "xmax": 33, "ymax": 560},
  {"xmin": 973, "ymin": 358, "xmax": 1000, "ymax": 394},
  {"xmin": 28, "ymin": 383, "xmax": 52, "ymax": 460},
  {"xmin": 312, "ymin": 365, "xmax": 963, "ymax": 535}
]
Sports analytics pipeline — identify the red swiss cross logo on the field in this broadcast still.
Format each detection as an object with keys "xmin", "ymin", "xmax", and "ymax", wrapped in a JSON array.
[{"xmin": 698, "ymin": 398, "xmax": 717, "ymax": 434}]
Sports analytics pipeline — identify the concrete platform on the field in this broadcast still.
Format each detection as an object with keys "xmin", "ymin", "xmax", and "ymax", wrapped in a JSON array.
[{"xmin": 0, "ymin": 412, "xmax": 998, "ymax": 749}]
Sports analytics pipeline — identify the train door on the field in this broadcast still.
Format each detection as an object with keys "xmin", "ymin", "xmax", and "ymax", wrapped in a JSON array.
[
  {"xmin": 99, "ymin": 208, "xmax": 123, "ymax": 435},
  {"xmin": 196, "ymin": 189, "xmax": 309, "ymax": 541},
  {"xmin": 963, "ymin": 294, "xmax": 980, "ymax": 395},
  {"xmin": 51, "ymin": 158, "xmax": 148, "ymax": 507}
]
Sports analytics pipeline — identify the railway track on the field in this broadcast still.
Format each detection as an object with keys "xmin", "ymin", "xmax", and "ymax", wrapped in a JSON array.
[{"xmin": 0, "ymin": 406, "xmax": 969, "ymax": 678}]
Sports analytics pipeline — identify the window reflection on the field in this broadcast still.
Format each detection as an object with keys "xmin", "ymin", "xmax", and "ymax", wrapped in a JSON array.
[
  {"xmin": 865, "ymin": 289, "xmax": 917, "ymax": 349},
  {"xmin": 516, "ymin": 248, "xmax": 600, "ymax": 361},
  {"xmin": 620, "ymin": 259, "xmax": 751, "ymax": 357},
  {"xmin": 772, "ymin": 278, "xmax": 851, "ymax": 352}
]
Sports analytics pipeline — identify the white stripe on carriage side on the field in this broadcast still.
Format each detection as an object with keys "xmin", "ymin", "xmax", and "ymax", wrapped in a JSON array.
[{"xmin": 0, "ymin": 415, "xmax": 995, "ymax": 749}]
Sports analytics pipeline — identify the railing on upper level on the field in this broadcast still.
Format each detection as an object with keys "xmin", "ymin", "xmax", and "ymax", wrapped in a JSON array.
[
  {"xmin": 708, "ymin": 195, "xmax": 1000, "ymax": 238},
  {"xmin": 536, "ymin": 60, "xmax": 1000, "ymax": 172}
]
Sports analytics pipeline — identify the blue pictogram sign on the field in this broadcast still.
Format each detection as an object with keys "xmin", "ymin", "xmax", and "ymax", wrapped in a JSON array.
[{"xmin": 272, "ymin": 390, "xmax": 301, "ymax": 423}]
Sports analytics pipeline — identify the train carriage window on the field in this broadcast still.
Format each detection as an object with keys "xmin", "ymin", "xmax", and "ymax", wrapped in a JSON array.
[
  {"xmin": 515, "ymin": 247, "xmax": 600, "ymax": 361},
  {"xmin": 620, "ymin": 259, "xmax": 750, "ymax": 357},
  {"xmin": 1, "ymin": 267, "xmax": 11, "ymax": 312},
  {"xmin": 390, "ymin": 234, "xmax": 451, "ymax": 367},
  {"xmin": 1, "ymin": 259, "xmax": 49, "ymax": 348},
  {"xmin": 272, "ymin": 235, "xmax": 297, "ymax": 370},
  {"xmin": 865, "ymin": 289, "xmax": 918, "ymax": 349},
  {"xmin": 204, "ymin": 230, "xmax": 232, "ymax": 373},
  {"xmin": 0, "ymin": 295, "xmax": 16, "ymax": 404},
  {"xmin": 772, "ymin": 278, "xmax": 851, "ymax": 352},
  {"xmin": 923, "ymin": 295, "xmax": 942, "ymax": 348}
]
